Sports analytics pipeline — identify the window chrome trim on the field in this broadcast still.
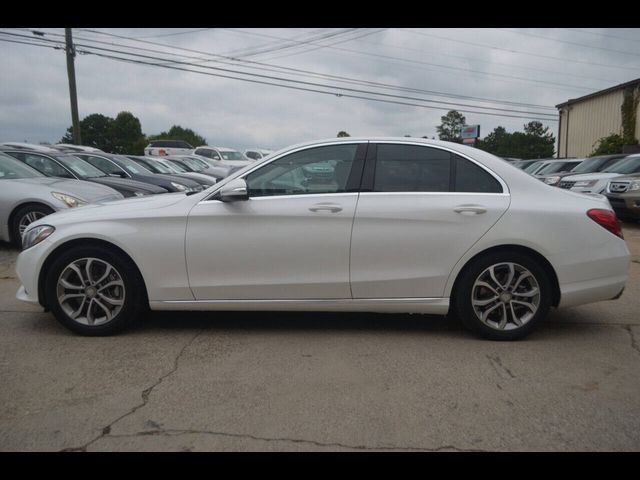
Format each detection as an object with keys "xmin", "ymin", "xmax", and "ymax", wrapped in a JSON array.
[
  {"xmin": 369, "ymin": 139, "xmax": 509, "ymax": 194},
  {"xmin": 200, "ymin": 140, "xmax": 367, "ymax": 203}
]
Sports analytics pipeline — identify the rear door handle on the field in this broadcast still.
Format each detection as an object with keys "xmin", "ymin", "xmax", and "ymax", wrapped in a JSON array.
[
  {"xmin": 453, "ymin": 205, "xmax": 487, "ymax": 215},
  {"xmin": 309, "ymin": 203, "xmax": 343, "ymax": 213}
]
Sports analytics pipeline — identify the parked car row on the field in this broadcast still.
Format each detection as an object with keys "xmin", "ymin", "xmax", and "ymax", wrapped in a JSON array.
[
  {"xmin": 512, "ymin": 153, "xmax": 640, "ymax": 221},
  {"xmin": 0, "ymin": 141, "xmax": 254, "ymax": 246}
]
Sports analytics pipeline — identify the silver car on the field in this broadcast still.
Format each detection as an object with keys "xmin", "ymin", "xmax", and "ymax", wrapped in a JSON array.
[{"xmin": 0, "ymin": 152, "xmax": 123, "ymax": 246}]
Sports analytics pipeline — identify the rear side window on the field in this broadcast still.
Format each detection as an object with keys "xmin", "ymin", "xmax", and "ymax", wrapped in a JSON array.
[
  {"xmin": 371, "ymin": 145, "xmax": 502, "ymax": 193},
  {"xmin": 150, "ymin": 140, "xmax": 193, "ymax": 149},
  {"xmin": 453, "ymin": 154, "xmax": 502, "ymax": 193},
  {"xmin": 81, "ymin": 155, "xmax": 124, "ymax": 175},
  {"xmin": 373, "ymin": 144, "xmax": 450, "ymax": 192}
]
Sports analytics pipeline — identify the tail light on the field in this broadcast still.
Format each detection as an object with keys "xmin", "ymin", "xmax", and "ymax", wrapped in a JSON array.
[{"xmin": 587, "ymin": 208, "xmax": 623, "ymax": 239}]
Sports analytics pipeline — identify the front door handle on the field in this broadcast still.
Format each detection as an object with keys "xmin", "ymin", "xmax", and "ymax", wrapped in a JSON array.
[
  {"xmin": 309, "ymin": 203, "xmax": 343, "ymax": 213},
  {"xmin": 453, "ymin": 205, "xmax": 487, "ymax": 215}
]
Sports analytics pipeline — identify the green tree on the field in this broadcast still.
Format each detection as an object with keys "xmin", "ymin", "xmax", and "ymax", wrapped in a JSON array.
[
  {"xmin": 148, "ymin": 125, "xmax": 207, "ymax": 147},
  {"xmin": 476, "ymin": 122, "xmax": 555, "ymax": 159},
  {"xmin": 590, "ymin": 133, "xmax": 625, "ymax": 156},
  {"xmin": 60, "ymin": 113, "xmax": 114, "ymax": 151},
  {"xmin": 110, "ymin": 111, "xmax": 146, "ymax": 155},
  {"xmin": 337, "ymin": 131, "xmax": 350, "ymax": 137},
  {"xmin": 436, "ymin": 110, "xmax": 466, "ymax": 142}
]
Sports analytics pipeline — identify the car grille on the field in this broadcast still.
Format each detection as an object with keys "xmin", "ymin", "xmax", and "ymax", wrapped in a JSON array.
[
  {"xmin": 558, "ymin": 180, "xmax": 575, "ymax": 189},
  {"xmin": 608, "ymin": 181, "xmax": 630, "ymax": 193}
]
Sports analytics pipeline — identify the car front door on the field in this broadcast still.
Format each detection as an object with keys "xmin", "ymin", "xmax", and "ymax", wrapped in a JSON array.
[
  {"xmin": 350, "ymin": 142, "xmax": 510, "ymax": 299},
  {"xmin": 185, "ymin": 142, "xmax": 366, "ymax": 300}
]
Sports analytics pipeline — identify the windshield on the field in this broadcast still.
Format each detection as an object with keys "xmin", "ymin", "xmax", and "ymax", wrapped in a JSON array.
[
  {"xmin": 603, "ymin": 156, "xmax": 640, "ymax": 174},
  {"xmin": 524, "ymin": 161, "xmax": 544, "ymax": 173},
  {"xmin": 55, "ymin": 155, "xmax": 107, "ymax": 178},
  {"xmin": 0, "ymin": 152, "xmax": 43, "ymax": 179},
  {"xmin": 219, "ymin": 150, "xmax": 244, "ymax": 161},
  {"xmin": 570, "ymin": 157, "xmax": 606, "ymax": 173},
  {"xmin": 180, "ymin": 157, "xmax": 207, "ymax": 171},
  {"xmin": 164, "ymin": 159, "xmax": 188, "ymax": 172},
  {"xmin": 114, "ymin": 155, "xmax": 153, "ymax": 175},
  {"xmin": 539, "ymin": 161, "xmax": 580, "ymax": 174},
  {"xmin": 145, "ymin": 159, "xmax": 174, "ymax": 174}
]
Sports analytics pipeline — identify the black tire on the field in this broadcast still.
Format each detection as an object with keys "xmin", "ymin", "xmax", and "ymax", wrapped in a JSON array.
[
  {"xmin": 452, "ymin": 251, "xmax": 552, "ymax": 341},
  {"xmin": 44, "ymin": 245, "xmax": 146, "ymax": 336},
  {"xmin": 11, "ymin": 204, "xmax": 54, "ymax": 247}
]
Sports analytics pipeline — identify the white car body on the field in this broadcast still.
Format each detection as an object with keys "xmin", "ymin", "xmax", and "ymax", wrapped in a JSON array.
[
  {"xmin": 192, "ymin": 146, "xmax": 252, "ymax": 168},
  {"xmin": 15, "ymin": 138, "xmax": 630, "ymax": 338},
  {"xmin": 144, "ymin": 140, "xmax": 194, "ymax": 157}
]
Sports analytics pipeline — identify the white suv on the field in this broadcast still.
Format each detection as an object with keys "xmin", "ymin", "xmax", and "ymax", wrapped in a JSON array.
[
  {"xmin": 559, "ymin": 154, "xmax": 640, "ymax": 194},
  {"xmin": 145, "ymin": 140, "xmax": 194, "ymax": 157},
  {"xmin": 192, "ymin": 146, "xmax": 251, "ymax": 168}
]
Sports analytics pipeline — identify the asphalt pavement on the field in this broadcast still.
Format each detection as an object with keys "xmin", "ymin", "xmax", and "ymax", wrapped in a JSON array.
[{"xmin": 1, "ymin": 223, "xmax": 639, "ymax": 451}]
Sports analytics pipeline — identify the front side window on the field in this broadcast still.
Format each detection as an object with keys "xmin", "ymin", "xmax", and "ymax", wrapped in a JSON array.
[
  {"xmin": 246, "ymin": 144, "xmax": 358, "ymax": 197},
  {"xmin": 81, "ymin": 155, "xmax": 126, "ymax": 176},
  {"xmin": 8, "ymin": 152, "xmax": 73, "ymax": 178},
  {"xmin": 220, "ymin": 150, "xmax": 244, "ymax": 161},
  {"xmin": 373, "ymin": 144, "xmax": 450, "ymax": 192},
  {"xmin": 0, "ymin": 152, "xmax": 43, "ymax": 179}
]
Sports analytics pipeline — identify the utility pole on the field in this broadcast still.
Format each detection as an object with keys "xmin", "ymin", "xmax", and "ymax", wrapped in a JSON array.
[{"xmin": 65, "ymin": 28, "xmax": 81, "ymax": 145}]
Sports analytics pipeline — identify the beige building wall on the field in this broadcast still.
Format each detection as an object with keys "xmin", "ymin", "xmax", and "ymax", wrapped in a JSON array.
[{"xmin": 559, "ymin": 89, "xmax": 625, "ymax": 158}]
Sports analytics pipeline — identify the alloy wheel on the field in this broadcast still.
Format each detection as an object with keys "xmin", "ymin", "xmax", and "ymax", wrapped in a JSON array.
[
  {"xmin": 471, "ymin": 262, "xmax": 540, "ymax": 331},
  {"xmin": 56, "ymin": 257, "xmax": 125, "ymax": 326}
]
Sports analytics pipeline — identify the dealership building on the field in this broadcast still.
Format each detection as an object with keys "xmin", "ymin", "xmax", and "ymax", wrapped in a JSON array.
[{"xmin": 556, "ymin": 78, "xmax": 640, "ymax": 158}]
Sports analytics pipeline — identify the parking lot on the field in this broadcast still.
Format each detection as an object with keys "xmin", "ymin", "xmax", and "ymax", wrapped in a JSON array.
[{"xmin": 0, "ymin": 222, "xmax": 639, "ymax": 452}]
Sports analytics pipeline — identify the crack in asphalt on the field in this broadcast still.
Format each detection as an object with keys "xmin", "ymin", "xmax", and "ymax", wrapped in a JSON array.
[
  {"xmin": 486, "ymin": 355, "xmax": 516, "ymax": 379},
  {"xmin": 103, "ymin": 429, "xmax": 489, "ymax": 452},
  {"xmin": 60, "ymin": 329, "xmax": 203, "ymax": 452},
  {"xmin": 624, "ymin": 326, "xmax": 640, "ymax": 357}
]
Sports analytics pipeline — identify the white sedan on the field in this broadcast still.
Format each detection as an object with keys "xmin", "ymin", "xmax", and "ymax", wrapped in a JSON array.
[{"xmin": 16, "ymin": 138, "xmax": 630, "ymax": 340}]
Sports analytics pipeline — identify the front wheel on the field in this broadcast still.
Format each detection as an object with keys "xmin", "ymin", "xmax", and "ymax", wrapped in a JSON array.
[
  {"xmin": 45, "ymin": 246, "xmax": 145, "ymax": 336},
  {"xmin": 453, "ymin": 252, "xmax": 552, "ymax": 340}
]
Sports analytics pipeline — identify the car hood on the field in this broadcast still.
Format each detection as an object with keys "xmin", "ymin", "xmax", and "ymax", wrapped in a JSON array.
[
  {"xmin": 90, "ymin": 176, "xmax": 167, "ymax": 194},
  {"xmin": 605, "ymin": 173, "xmax": 640, "ymax": 183},
  {"xmin": 13, "ymin": 177, "xmax": 122, "ymax": 202},
  {"xmin": 30, "ymin": 192, "xmax": 189, "ymax": 228},
  {"xmin": 562, "ymin": 172, "xmax": 621, "ymax": 182}
]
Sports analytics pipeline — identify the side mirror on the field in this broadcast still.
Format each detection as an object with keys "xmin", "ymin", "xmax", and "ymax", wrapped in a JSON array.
[
  {"xmin": 110, "ymin": 172, "xmax": 126, "ymax": 178},
  {"xmin": 217, "ymin": 178, "xmax": 249, "ymax": 202}
]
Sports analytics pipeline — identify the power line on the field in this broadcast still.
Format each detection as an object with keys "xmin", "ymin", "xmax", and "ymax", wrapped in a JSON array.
[
  {"xmin": 401, "ymin": 29, "xmax": 640, "ymax": 73},
  {"xmin": 496, "ymin": 28, "xmax": 640, "ymax": 58},
  {"xmin": 17, "ymin": 28, "xmax": 558, "ymax": 111},
  {"xmin": 0, "ymin": 30, "xmax": 560, "ymax": 122},
  {"xmin": 201, "ymin": 28, "xmax": 597, "ymax": 92},
  {"xmin": 564, "ymin": 28, "xmax": 640, "ymax": 45},
  {"xmin": 130, "ymin": 28, "xmax": 213, "ymax": 39},
  {"xmin": 76, "ymin": 47, "xmax": 559, "ymax": 122}
]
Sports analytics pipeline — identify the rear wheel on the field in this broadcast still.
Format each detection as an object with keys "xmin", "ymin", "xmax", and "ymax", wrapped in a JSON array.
[
  {"xmin": 11, "ymin": 204, "xmax": 54, "ymax": 247},
  {"xmin": 453, "ymin": 251, "xmax": 552, "ymax": 340},
  {"xmin": 45, "ymin": 246, "xmax": 145, "ymax": 336}
]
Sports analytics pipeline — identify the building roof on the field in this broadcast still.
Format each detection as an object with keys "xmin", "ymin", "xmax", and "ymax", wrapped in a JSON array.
[{"xmin": 556, "ymin": 77, "xmax": 640, "ymax": 109}]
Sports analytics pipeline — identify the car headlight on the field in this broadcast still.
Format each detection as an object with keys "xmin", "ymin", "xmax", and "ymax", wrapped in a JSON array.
[
  {"xmin": 51, "ymin": 192, "xmax": 87, "ymax": 208},
  {"xmin": 170, "ymin": 182, "xmax": 187, "ymax": 191},
  {"xmin": 544, "ymin": 176, "xmax": 561, "ymax": 185},
  {"xmin": 573, "ymin": 180, "xmax": 598, "ymax": 188},
  {"xmin": 629, "ymin": 181, "xmax": 640, "ymax": 191},
  {"xmin": 22, "ymin": 225, "xmax": 55, "ymax": 250}
]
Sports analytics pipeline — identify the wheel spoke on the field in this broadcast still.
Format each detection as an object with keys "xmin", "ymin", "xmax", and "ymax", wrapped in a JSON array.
[
  {"xmin": 59, "ymin": 278, "xmax": 83, "ymax": 290},
  {"xmin": 98, "ymin": 280, "xmax": 124, "ymax": 292},
  {"xmin": 475, "ymin": 281, "xmax": 499, "ymax": 296},
  {"xmin": 94, "ymin": 264, "xmax": 112, "ymax": 286},
  {"xmin": 511, "ymin": 299, "xmax": 536, "ymax": 313},
  {"xmin": 504, "ymin": 263, "xmax": 516, "ymax": 289},
  {"xmin": 85, "ymin": 259, "xmax": 95, "ymax": 285},
  {"xmin": 513, "ymin": 272, "xmax": 533, "ymax": 291},
  {"xmin": 59, "ymin": 293, "xmax": 86, "ymax": 304},
  {"xmin": 488, "ymin": 265, "xmax": 504, "ymax": 290},
  {"xmin": 98, "ymin": 292, "xmax": 124, "ymax": 306},
  {"xmin": 473, "ymin": 295, "xmax": 499, "ymax": 307},
  {"xmin": 70, "ymin": 297, "xmax": 87, "ymax": 319},
  {"xmin": 92, "ymin": 298, "xmax": 112, "ymax": 321},
  {"xmin": 509, "ymin": 302, "xmax": 523, "ymax": 327},
  {"xmin": 482, "ymin": 302, "xmax": 503, "ymax": 321},
  {"xmin": 68, "ymin": 264, "xmax": 87, "ymax": 287},
  {"xmin": 515, "ymin": 287, "xmax": 539, "ymax": 298},
  {"xmin": 497, "ymin": 304, "xmax": 508, "ymax": 329},
  {"xmin": 86, "ymin": 299, "xmax": 96, "ymax": 325}
]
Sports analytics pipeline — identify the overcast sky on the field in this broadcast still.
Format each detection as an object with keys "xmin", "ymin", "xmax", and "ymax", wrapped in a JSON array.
[{"xmin": 1, "ymin": 27, "xmax": 639, "ymax": 152}]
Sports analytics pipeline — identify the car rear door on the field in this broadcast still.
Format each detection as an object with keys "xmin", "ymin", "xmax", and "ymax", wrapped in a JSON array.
[{"xmin": 350, "ymin": 142, "xmax": 510, "ymax": 299}]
